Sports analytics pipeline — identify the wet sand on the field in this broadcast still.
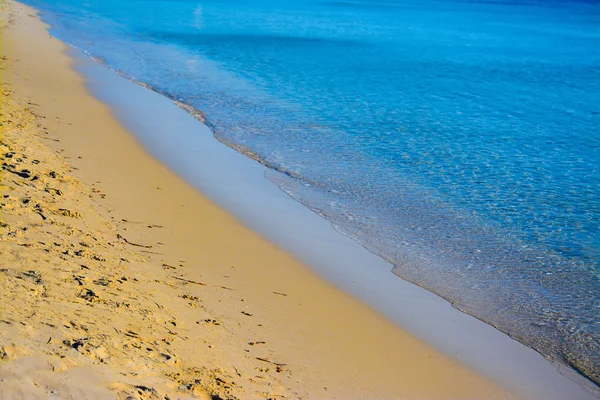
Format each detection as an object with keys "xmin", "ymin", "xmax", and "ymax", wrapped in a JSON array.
[{"xmin": 0, "ymin": 1, "xmax": 519, "ymax": 399}]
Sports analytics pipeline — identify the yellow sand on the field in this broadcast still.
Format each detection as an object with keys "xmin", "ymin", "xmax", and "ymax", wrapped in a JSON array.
[{"xmin": 0, "ymin": 1, "xmax": 520, "ymax": 399}]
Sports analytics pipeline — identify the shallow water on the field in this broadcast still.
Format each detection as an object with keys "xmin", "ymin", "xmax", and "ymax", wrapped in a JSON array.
[{"xmin": 24, "ymin": 0, "xmax": 600, "ymax": 386}]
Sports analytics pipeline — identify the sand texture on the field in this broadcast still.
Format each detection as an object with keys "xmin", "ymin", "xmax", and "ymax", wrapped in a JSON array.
[{"xmin": 0, "ymin": 1, "xmax": 520, "ymax": 399}]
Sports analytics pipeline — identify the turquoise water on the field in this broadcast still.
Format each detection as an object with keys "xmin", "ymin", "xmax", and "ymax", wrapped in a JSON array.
[{"xmin": 25, "ymin": 0, "xmax": 600, "ymax": 386}]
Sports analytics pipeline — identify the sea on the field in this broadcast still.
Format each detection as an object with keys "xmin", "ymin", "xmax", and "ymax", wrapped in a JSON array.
[{"xmin": 22, "ymin": 0, "xmax": 600, "ymax": 388}]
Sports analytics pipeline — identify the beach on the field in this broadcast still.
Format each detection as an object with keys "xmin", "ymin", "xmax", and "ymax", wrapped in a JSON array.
[{"xmin": 0, "ymin": 1, "xmax": 529, "ymax": 399}]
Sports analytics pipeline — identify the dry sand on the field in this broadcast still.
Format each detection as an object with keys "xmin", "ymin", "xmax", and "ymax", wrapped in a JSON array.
[{"xmin": 0, "ymin": 1, "xmax": 520, "ymax": 399}]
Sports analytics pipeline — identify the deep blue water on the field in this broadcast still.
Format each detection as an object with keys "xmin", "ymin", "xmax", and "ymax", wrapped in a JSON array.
[{"xmin": 24, "ymin": 0, "xmax": 600, "ymax": 386}]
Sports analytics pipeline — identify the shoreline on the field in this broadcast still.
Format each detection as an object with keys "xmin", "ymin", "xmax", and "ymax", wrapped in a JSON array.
[
  {"xmin": 69, "ymin": 15, "xmax": 600, "ymax": 400},
  {"xmin": 83, "ymin": 53, "xmax": 600, "ymax": 395},
  {"xmin": 73, "ymin": 42, "xmax": 599, "ymax": 400},
  {"xmin": 1, "ymin": 1, "xmax": 597, "ymax": 399},
  {"xmin": 0, "ymin": 1, "xmax": 520, "ymax": 399}
]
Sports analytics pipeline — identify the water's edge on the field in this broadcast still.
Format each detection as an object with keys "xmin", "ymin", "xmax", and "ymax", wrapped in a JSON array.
[
  {"xmin": 76, "ymin": 45, "xmax": 600, "ymax": 390},
  {"xmin": 64, "ymin": 42, "xmax": 600, "ymax": 399},
  {"xmin": 92, "ymin": 63, "xmax": 600, "ymax": 392}
]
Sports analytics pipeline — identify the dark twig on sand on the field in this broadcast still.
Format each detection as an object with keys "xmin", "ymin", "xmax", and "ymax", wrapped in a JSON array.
[
  {"xmin": 116, "ymin": 233, "xmax": 153, "ymax": 248},
  {"xmin": 255, "ymin": 357, "xmax": 286, "ymax": 367},
  {"xmin": 171, "ymin": 276, "xmax": 206, "ymax": 286}
]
